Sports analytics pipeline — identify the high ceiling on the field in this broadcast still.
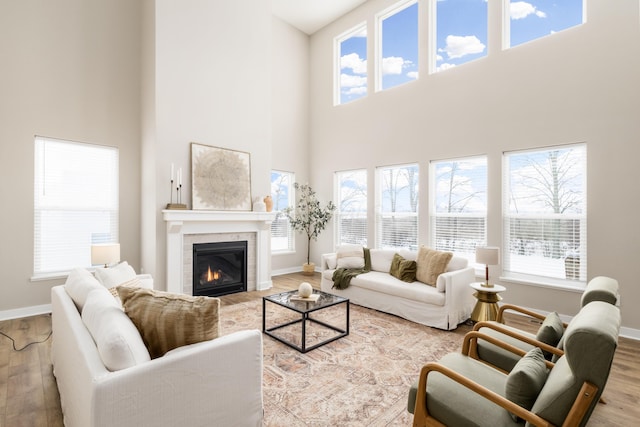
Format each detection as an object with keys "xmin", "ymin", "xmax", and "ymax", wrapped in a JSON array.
[{"xmin": 272, "ymin": 0, "xmax": 368, "ymax": 35}]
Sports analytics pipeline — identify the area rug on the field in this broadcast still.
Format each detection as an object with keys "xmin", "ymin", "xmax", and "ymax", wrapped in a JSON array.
[{"xmin": 220, "ymin": 299, "xmax": 471, "ymax": 426}]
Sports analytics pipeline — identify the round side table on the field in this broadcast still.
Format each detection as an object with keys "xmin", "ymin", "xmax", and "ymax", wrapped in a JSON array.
[{"xmin": 469, "ymin": 282, "xmax": 506, "ymax": 323}]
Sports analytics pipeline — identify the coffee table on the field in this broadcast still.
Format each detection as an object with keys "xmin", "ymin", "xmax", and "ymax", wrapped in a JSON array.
[{"xmin": 262, "ymin": 290, "xmax": 349, "ymax": 353}]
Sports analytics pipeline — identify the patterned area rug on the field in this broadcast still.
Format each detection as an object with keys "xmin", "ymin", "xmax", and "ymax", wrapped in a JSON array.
[{"xmin": 220, "ymin": 299, "xmax": 471, "ymax": 426}]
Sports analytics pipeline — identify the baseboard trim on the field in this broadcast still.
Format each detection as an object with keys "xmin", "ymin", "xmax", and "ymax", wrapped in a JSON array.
[{"xmin": 0, "ymin": 304, "xmax": 52, "ymax": 321}]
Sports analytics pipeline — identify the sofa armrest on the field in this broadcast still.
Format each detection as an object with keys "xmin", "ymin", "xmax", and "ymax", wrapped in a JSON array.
[
  {"xmin": 135, "ymin": 273, "xmax": 154, "ymax": 289},
  {"xmin": 321, "ymin": 253, "xmax": 337, "ymax": 271},
  {"xmin": 92, "ymin": 330, "xmax": 263, "ymax": 427},
  {"xmin": 440, "ymin": 266, "xmax": 476, "ymax": 329}
]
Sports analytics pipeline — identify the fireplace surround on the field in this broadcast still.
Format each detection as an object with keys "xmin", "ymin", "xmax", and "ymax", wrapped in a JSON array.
[{"xmin": 163, "ymin": 210, "xmax": 276, "ymax": 295}]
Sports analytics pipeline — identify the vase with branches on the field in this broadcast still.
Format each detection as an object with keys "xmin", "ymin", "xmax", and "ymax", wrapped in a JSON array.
[{"xmin": 283, "ymin": 183, "xmax": 336, "ymax": 274}]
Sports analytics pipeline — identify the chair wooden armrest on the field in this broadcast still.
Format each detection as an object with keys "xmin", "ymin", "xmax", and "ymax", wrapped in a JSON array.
[
  {"xmin": 472, "ymin": 321, "xmax": 565, "ymax": 359},
  {"xmin": 412, "ymin": 361, "xmax": 598, "ymax": 427},
  {"xmin": 462, "ymin": 330, "xmax": 555, "ymax": 373},
  {"xmin": 497, "ymin": 304, "xmax": 569, "ymax": 328},
  {"xmin": 412, "ymin": 362, "xmax": 553, "ymax": 427}
]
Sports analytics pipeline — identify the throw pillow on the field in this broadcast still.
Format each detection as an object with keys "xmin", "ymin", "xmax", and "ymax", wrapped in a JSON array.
[
  {"xmin": 94, "ymin": 261, "xmax": 137, "ymax": 288},
  {"xmin": 415, "ymin": 246, "xmax": 453, "ymax": 286},
  {"xmin": 336, "ymin": 244, "xmax": 365, "ymax": 269},
  {"xmin": 65, "ymin": 268, "xmax": 109, "ymax": 312},
  {"xmin": 389, "ymin": 253, "xmax": 417, "ymax": 283},
  {"xmin": 505, "ymin": 347, "xmax": 549, "ymax": 422},
  {"xmin": 82, "ymin": 289, "xmax": 151, "ymax": 371},
  {"xmin": 118, "ymin": 287, "xmax": 220, "ymax": 359},
  {"xmin": 536, "ymin": 311, "xmax": 564, "ymax": 359}
]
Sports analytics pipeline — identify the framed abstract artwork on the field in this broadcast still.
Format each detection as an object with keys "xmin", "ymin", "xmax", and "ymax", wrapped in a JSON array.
[{"xmin": 190, "ymin": 143, "xmax": 252, "ymax": 211}]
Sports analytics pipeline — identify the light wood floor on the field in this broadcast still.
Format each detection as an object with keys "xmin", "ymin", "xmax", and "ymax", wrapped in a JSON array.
[{"xmin": 1, "ymin": 272, "xmax": 638, "ymax": 426}]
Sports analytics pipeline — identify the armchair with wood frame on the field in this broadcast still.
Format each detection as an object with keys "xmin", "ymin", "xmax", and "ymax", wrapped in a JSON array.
[
  {"xmin": 407, "ymin": 300, "xmax": 620, "ymax": 427},
  {"xmin": 472, "ymin": 276, "xmax": 619, "ymax": 373}
]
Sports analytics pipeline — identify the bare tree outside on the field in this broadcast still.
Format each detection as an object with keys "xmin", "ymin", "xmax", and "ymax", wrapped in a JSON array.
[
  {"xmin": 336, "ymin": 170, "xmax": 368, "ymax": 246},
  {"xmin": 379, "ymin": 164, "xmax": 419, "ymax": 248}
]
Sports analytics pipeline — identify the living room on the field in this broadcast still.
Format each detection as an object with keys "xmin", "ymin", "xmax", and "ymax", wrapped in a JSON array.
[{"xmin": 0, "ymin": 0, "xmax": 639, "ymax": 424}]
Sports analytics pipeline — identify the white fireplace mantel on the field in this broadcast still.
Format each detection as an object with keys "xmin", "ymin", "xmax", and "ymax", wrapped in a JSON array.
[{"xmin": 163, "ymin": 210, "xmax": 277, "ymax": 294}]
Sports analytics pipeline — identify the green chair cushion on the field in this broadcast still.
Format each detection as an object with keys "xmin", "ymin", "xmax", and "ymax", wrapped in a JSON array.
[
  {"xmin": 536, "ymin": 311, "xmax": 564, "ymax": 359},
  {"xmin": 505, "ymin": 347, "xmax": 549, "ymax": 421}
]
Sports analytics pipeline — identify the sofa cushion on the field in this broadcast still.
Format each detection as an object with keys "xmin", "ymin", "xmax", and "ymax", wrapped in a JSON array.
[
  {"xmin": 94, "ymin": 261, "xmax": 137, "ymax": 288},
  {"xmin": 326, "ymin": 254, "xmax": 337, "ymax": 269},
  {"xmin": 65, "ymin": 268, "xmax": 108, "ymax": 312},
  {"xmin": 336, "ymin": 244, "xmax": 365, "ymax": 269},
  {"xmin": 118, "ymin": 287, "xmax": 220, "ymax": 359},
  {"xmin": 389, "ymin": 253, "xmax": 417, "ymax": 282},
  {"xmin": 370, "ymin": 249, "xmax": 395, "ymax": 272},
  {"xmin": 505, "ymin": 347, "xmax": 549, "ymax": 421},
  {"xmin": 415, "ymin": 246, "xmax": 453, "ymax": 286},
  {"xmin": 81, "ymin": 289, "xmax": 151, "ymax": 371},
  {"xmin": 351, "ymin": 271, "xmax": 446, "ymax": 306}
]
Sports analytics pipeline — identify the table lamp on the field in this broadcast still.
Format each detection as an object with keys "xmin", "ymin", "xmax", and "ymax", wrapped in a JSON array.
[
  {"xmin": 91, "ymin": 243, "xmax": 121, "ymax": 268},
  {"xmin": 475, "ymin": 246, "xmax": 500, "ymax": 288}
]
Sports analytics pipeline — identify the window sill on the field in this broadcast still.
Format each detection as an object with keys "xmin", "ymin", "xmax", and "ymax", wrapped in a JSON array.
[
  {"xmin": 271, "ymin": 250, "xmax": 296, "ymax": 256},
  {"xmin": 499, "ymin": 273, "xmax": 585, "ymax": 293}
]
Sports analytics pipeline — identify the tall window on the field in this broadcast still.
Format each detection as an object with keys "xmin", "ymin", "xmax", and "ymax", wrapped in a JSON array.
[
  {"xmin": 503, "ymin": 144, "xmax": 586, "ymax": 284},
  {"xmin": 336, "ymin": 23, "xmax": 367, "ymax": 105},
  {"xmin": 376, "ymin": 164, "xmax": 419, "ymax": 249},
  {"xmin": 270, "ymin": 170, "xmax": 294, "ymax": 252},
  {"xmin": 335, "ymin": 170, "xmax": 368, "ymax": 246},
  {"xmin": 34, "ymin": 136, "xmax": 119, "ymax": 276},
  {"xmin": 435, "ymin": 0, "xmax": 488, "ymax": 72},
  {"xmin": 376, "ymin": 0, "xmax": 419, "ymax": 91},
  {"xmin": 430, "ymin": 156, "xmax": 487, "ymax": 264},
  {"xmin": 506, "ymin": 0, "xmax": 584, "ymax": 48}
]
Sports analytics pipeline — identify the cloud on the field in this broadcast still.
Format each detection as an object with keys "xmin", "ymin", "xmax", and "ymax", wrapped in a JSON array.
[
  {"xmin": 439, "ymin": 35, "xmax": 485, "ymax": 59},
  {"xmin": 340, "ymin": 73, "xmax": 367, "ymax": 88},
  {"xmin": 382, "ymin": 56, "xmax": 407, "ymax": 75},
  {"xmin": 345, "ymin": 86, "xmax": 367, "ymax": 96},
  {"xmin": 341, "ymin": 53, "xmax": 367, "ymax": 74},
  {"xmin": 510, "ymin": 1, "xmax": 547, "ymax": 20},
  {"xmin": 407, "ymin": 71, "xmax": 419, "ymax": 79},
  {"xmin": 436, "ymin": 63, "xmax": 456, "ymax": 72}
]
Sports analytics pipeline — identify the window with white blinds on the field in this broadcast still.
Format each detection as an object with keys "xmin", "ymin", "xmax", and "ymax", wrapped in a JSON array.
[
  {"xmin": 430, "ymin": 156, "xmax": 487, "ymax": 265},
  {"xmin": 335, "ymin": 169, "xmax": 368, "ymax": 246},
  {"xmin": 376, "ymin": 164, "xmax": 419, "ymax": 249},
  {"xmin": 270, "ymin": 170, "xmax": 295, "ymax": 252},
  {"xmin": 503, "ymin": 144, "xmax": 586, "ymax": 285},
  {"xmin": 34, "ymin": 136, "xmax": 119, "ymax": 277}
]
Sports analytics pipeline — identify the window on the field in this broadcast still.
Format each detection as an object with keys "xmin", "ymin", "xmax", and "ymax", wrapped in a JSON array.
[
  {"xmin": 503, "ymin": 144, "xmax": 586, "ymax": 285},
  {"xmin": 435, "ymin": 0, "xmax": 488, "ymax": 72},
  {"xmin": 336, "ymin": 23, "xmax": 367, "ymax": 105},
  {"xmin": 335, "ymin": 170, "xmax": 368, "ymax": 246},
  {"xmin": 376, "ymin": 0, "xmax": 419, "ymax": 91},
  {"xmin": 430, "ymin": 156, "xmax": 487, "ymax": 264},
  {"xmin": 376, "ymin": 164, "xmax": 419, "ymax": 249},
  {"xmin": 506, "ymin": 0, "xmax": 584, "ymax": 48},
  {"xmin": 34, "ymin": 136, "xmax": 118, "ymax": 276},
  {"xmin": 270, "ymin": 170, "xmax": 294, "ymax": 252}
]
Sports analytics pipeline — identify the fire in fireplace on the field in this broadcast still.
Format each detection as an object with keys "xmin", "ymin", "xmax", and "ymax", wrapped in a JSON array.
[{"xmin": 192, "ymin": 241, "xmax": 247, "ymax": 297}]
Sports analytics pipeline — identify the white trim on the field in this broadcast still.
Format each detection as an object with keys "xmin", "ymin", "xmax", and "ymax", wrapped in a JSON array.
[{"xmin": 0, "ymin": 304, "xmax": 52, "ymax": 321}]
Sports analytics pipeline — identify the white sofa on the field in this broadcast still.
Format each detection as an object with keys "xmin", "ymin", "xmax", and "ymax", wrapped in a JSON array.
[
  {"xmin": 51, "ymin": 267, "xmax": 263, "ymax": 427},
  {"xmin": 321, "ymin": 248, "xmax": 476, "ymax": 330}
]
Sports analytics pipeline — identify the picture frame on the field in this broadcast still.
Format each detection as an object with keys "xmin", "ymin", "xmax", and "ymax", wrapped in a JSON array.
[{"xmin": 190, "ymin": 143, "xmax": 252, "ymax": 211}]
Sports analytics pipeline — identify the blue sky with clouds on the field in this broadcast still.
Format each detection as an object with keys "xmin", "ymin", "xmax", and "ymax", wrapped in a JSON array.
[{"xmin": 339, "ymin": 0, "xmax": 583, "ymax": 104}]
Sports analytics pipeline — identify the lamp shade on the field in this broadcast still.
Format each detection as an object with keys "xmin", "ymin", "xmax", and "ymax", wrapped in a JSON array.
[
  {"xmin": 475, "ymin": 246, "xmax": 500, "ymax": 265},
  {"xmin": 91, "ymin": 243, "xmax": 120, "ymax": 267}
]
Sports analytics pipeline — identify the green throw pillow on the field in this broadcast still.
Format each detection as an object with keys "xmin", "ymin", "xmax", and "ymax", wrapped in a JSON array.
[
  {"xmin": 389, "ymin": 253, "xmax": 417, "ymax": 283},
  {"xmin": 536, "ymin": 311, "xmax": 564, "ymax": 359},
  {"xmin": 505, "ymin": 347, "xmax": 549, "ymax": 422}
]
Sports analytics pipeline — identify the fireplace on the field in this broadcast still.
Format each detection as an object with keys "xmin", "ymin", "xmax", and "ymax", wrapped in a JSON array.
[{"xmin": 193, "ymin": 241, "xmax": 247, "ymax": 297}]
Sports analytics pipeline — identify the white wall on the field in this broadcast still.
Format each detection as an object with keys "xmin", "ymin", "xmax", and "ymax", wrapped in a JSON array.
[
  {"xmin": 0, "ymin": 0, "xmax": 142, "ymax": 314},
  {"xmin": 308, "ymin": 0, "xmax": 640, "ymax": 330},
  {"xmin": 141, "ymin": 0, "xmax": 273, "ymax": 289},
  {"xmin": 270, "ymin": 16, "xmax": 312, "ymax": 274}
]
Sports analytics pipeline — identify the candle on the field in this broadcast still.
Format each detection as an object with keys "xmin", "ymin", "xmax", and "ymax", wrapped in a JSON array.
[
  {"xmin": 178, "ymin": 168, "xmax": 182, "ymax": 186},
  {"xmin": 171, "ymin": 163, "xmax": 174, "ymax": 182}
]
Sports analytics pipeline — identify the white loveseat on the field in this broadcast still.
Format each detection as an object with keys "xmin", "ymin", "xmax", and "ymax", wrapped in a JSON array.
[
  {"xmin": 321, "ymin": 248, "xmax": 476, "ymax": 330},
  {"xmin": 51, "ymin": 267, "xmax": 263, "ymax": 427}
]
